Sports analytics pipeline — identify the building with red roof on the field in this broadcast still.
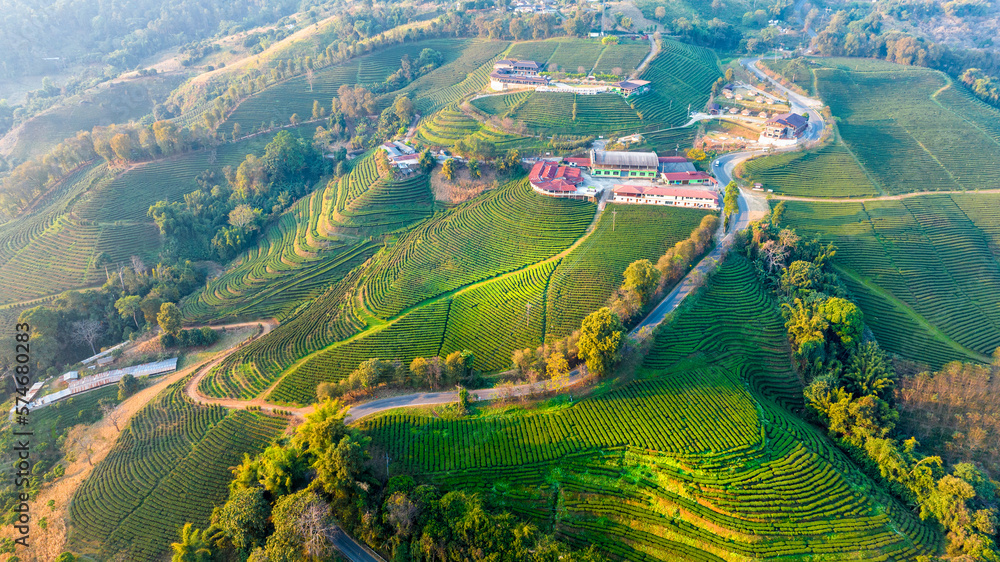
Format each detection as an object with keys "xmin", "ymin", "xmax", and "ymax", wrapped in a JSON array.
[
  {"xmin": 529, "ymin": 161, "xmax": 586, "ymax": 197},
  {"xmin": 661, "ymin": 171, "xmax": 717, "ymax": 186},
  {"xmin": 612, "ymin": 185, "xmax": 719, "ymax": 209},
  {"xmin": 563, "ymin": 156, "xmax": 591, "ymax": 167}
]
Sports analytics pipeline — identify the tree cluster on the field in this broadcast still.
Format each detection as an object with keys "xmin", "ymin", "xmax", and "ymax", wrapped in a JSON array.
[
  {"xmin": 148, "ymin": 131, "xmax": 329, "ymax": 262},
  {"xmin": 171, "ymin": 399, "xmax": 606, "ymax": 561},
  {"xmin": 811, "ymin": 9, "xmax": 1000, "ymax": 110},
  {"xmin": 160, "ymin": 326, "xmax": 220, "ymax": 349},
  {"xmin": 897, "ymin": 352, "xmax": 1000, "ymax": 479},
  {"xmin": 740, "ymin": 210, "xmax": 1000, "ymax": 560},
  {"xmin": 652, "ymin": 214, "xmax": 719, "ymax": 297},
  {"xmin": 317, "ymin": 351, "xmax": 477, "ymax": 403},
  {"xmin": 10, "ymin": 260, "xmax": 202, "ymax": 374},
  {"xmin": 511, "ymin": 332, "xmax": 581, "ymax": 384}
]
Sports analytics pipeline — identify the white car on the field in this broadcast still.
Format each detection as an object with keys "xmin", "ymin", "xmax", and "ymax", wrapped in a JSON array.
[{"xmin": 714, "ymin": 161, "xmax": 721, "ymax": 167}]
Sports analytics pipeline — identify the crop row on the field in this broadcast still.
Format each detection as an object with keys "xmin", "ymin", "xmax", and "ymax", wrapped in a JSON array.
[
  {"xmin": 200, "ymin": 267, "xmax": 369, "ymax": 399},
  {"xmin": 395, "ymin": 40, "xmax": 509, "ymax": 114},
  {"xmin": 741, "ymin": 143, "xmax": 879, "ymax": 198},
  {"xmin": 269, "ymin": 300, "xmax": 452, "ymax": 403},
  {"xmin": 781, "ymin": 194, "xmax": 1000, "ymax": 364},
  {"xmin": 440, "ymin": 260, "xmax": 555, "ymax": 371},
  {"xmin": 69, "ymin": 382, "xmax": 286, "ymax": 561},
  {"xmin": 361, "ymin": 177, "xmax": 593, "ymax": 319},
  {"xmin": 360, "ymin": 258, "xmax": 939, "ymax": 559},
  {"xmin": 816, "ymin": 61, "xmax": 1000, "ymax": 195},
  {"xmin": 546, "ymin": 203, "xmax": 711, "ymax": 338},
  {"xmin": 182, "ymin": 191, "xmax": 378, "ymax": 323}
]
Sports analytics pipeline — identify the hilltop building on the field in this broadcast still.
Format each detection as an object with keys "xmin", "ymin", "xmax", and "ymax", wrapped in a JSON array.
[
  {"xmin": 762, "ymin": 112, "xmax": 808, "ymax": 139},
  {"xmin": 657, "ymin": 156, "xmax": 697, "ymax": 173},
  {"xmin": 612, "ymin": 185, "xmax": 719, "ymax": 209},
  {"xmin": 589, "ymin": 149, "xmax": 659, "ymax": 179},
  {"xmin": 610, "ymin": 79, "xmax": 651, "ymax": 97},
  {"xmin": 380, "ymin": 141, "xmax": 419, "ymax": 174},
  {"xmin": 661, "ymin": 171, "xmax": 717, "ymax": 186},
  {"xmin": 490, "ymin": 59, "xmax": 548, "ymax": 90},
  {"xmin": 529, "ymin": 160, "xmax": 587, "ymax": 198}
]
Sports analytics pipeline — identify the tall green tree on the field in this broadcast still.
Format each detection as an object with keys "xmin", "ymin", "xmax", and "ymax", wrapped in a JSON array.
[
  {"xmin": 622, "ymin": 259, "xmax": 660, "ymax": 305},
  {"xmin": 157, "ymin": 302, "xmax": 183, "ymax": 336},
  {"xmin": 577, "ymin": 308, "xmax": 625, "ymax": 377}
]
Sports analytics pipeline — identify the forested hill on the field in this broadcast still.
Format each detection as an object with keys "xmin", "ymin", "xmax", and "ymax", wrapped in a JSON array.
[{"xmin": 0, "ymin": 0, "xmax": 302, "ymax": 79}]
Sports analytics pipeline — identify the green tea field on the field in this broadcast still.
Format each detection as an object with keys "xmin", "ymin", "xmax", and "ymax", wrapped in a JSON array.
[
  {"xmin": 362, "ymin": 258, "xmax": 939, "ymax": 560},
  {"xmin": 201, "ymin": 180, "xmax": 720, "ymax": 404},
  {"xmin": 814, "ymin": 59, "xmax": 1000, "ymax": 194},
  {"xmin": 546, "ymin": 203, "xmax": 711, "ymax": 337},
  {"xmin": 779, "ymin": 194, "xmax": 1000, "ymax": 367},
  {"xmin": 741, "ymin": 143, "xmax": 880, "ymax": 197},
  {"xmin": 68, "ymin": 381, "xmax": 287, "ymax": 562}
]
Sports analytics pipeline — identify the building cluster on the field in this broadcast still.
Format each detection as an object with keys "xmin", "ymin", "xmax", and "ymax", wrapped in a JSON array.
[
  {"xmin": 529, "ymin": 149, "xmax": 719, "ymax": 209},
  {"xmin": 490, "ymin": 59, "xmax": 548, "ymax": 90},
  {"xmin": 488, "ymin": 59, "xmax": 652, "ymax": 98},
  {"xmin": 380, "ymin": 140, "xmax": 419, "ymax": 174},
  {"xmin": 510, "ymin": 0, "xmax": 558, "ymax": 13},
  {"xmin": 762, "ymin": 112, "xmax": 808, "ymax": 139}
]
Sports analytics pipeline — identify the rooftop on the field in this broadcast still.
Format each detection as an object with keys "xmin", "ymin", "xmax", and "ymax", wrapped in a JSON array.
[
  {"xmin": 590, "ymin": 149, "xmax": 659, "ymax": 169},
  {"xmin": 530, "ymin": 161, "xmax": 585, "ymax": 192},
  {"xmin": 767, "ymin": 112, "xmax": 808, "ymax": 129},
  {"xmin": 613, "ymin": 185, "xmax": 718, "ymax": 199},
  {"xmin": 662, "ymin": 171, "xmax": 715, "ymax": 182}
]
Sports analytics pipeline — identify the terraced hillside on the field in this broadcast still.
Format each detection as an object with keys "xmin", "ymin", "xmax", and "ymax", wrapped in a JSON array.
[
  {"xmin": 472, "ymin": 91, "xmax": 645, "ymax": 136},
  {"xmin": 224, "ymin": 39, "xmax": 469, "ymax": 132},
  {"xmin": 0, "ymin": 164, "xmax": 162, "ymax": 304},
  {"xmin": 326, "ymin": 153, "xmax": 436, "ymax": 235},
  {"xmin": 632, "ymin": 39, "xmax": 722, "ymax": 128},
  {"xmin": 392, "ymin": 40, "xmax": 510, "ymax": 113},
  {"xmin": 779, "ymin": 194, "xmax": 1000, "ymax": 367},
  {"xmin": 0, "ymin": 132, "xmax": 282, "ymax": 306},
  {"xmin": 505, "ymin": 37, "xmax": 649, "ymax": 77},
  {"xmin": 202, "ymin": 184, "xmax": 718, "ymax": 403},
  {"xmin": 359, "ymin": 178, "xmax": 592, "ymax": 319},
  {"xmin": 361, "ymin": 258, "xmax": 939, "ymax": 560},
  {"xmin": 68, "ymin": 381, "xmax": 287, "ymax": 562},
  {"xmin": 741, "ymin": 143, "xmax": 879, "ymax": 197},
  {"xmin": 470, "ymin": 38, "xmax": 717, "ymax": 135},
  {"xmin": 814, "ymin": 58, "xmax": 1000, "ymax": 194},
  {"xmin": 546, "ymin": 203, "xmax": 712, "ymax": 338},
  {"xmin": 415, "ymin": 103, "xmax": 533, "ymax": 151}
]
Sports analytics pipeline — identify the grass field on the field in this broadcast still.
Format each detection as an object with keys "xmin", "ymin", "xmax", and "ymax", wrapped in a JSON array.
[
  {"xmin": 779, "ymin": 194, "xmax": 1000, "ymax": 367},
  {"xmin": 361, "ymin": 258, "xmax": 939, "ymax": 560},
  {"xmin": 741, "ymin": 143, "xmax": 880, "ymax": 197},
  {"xmin": 546, "ymin": 203, "xmax": 712, "ymax": 337},
  {"xmin": 68, "ymin": 380, "xmax": 286, "ymax": 561},
  {"xmin": 814, "ymin": 59, "xmax": 1000, "ymax": 194}
]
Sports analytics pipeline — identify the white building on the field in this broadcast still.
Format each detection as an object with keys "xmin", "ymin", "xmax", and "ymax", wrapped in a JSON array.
[{"xmin": 612, "ymin": 185, "xmax": 719, "ymax": 209}]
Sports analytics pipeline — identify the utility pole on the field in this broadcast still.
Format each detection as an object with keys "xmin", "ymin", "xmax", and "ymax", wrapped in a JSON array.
[
  {"xmin": 525, "ymin": 302, "xmax": 532, "ymax": 328},
  {"xmin": 612, "ymin": 209, "xmax": 617, "ymax": 231}
]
